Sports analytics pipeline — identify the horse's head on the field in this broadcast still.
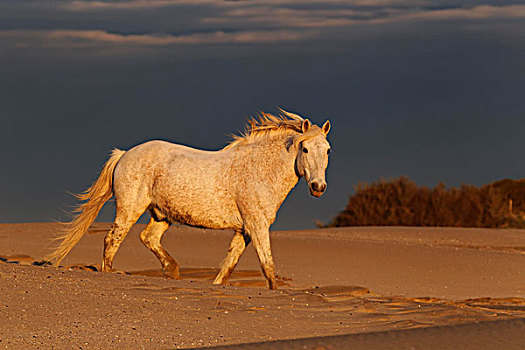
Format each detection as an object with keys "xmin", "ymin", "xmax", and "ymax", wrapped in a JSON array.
[{"xmin": 295, "ymin": 119, "xmax": 331, "ymax": 197}]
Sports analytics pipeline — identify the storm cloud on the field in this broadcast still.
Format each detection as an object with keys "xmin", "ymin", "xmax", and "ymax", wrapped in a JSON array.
[{"xmin": 1, "ymin": 1, "xmax": 524, "ymax": 229}]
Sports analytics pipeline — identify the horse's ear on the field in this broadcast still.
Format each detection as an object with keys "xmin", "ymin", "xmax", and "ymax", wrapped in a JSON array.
[
  {"xmin": 322, "ymin": 120, "xmax": 331, "ymax": 135},
  {"xmin": 301, "ymin": 119, "xmax": 311, "ymax": 133}
]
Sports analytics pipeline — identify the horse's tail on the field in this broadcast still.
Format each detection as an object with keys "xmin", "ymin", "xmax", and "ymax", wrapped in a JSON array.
[{"xmin": 45, "ymin": 149, "xmax": 126, "ymax": 266}]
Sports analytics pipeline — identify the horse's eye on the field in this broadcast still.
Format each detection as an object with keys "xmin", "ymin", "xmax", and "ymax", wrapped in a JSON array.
[
  {"xmin": 327, "ymin": 148, "xmax": 331, "ymax": 155},
  {"xmin": 302, "ymin": 147, "xmax": 308, "ymax": 153}
]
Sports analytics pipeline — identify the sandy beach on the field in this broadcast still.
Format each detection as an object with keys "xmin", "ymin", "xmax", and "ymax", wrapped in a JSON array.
[{"xmin": 0, "ymin": 223, "xmax": 524, "ymax": 348}]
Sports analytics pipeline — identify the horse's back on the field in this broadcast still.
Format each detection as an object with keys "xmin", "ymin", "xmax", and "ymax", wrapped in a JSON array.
[{"xmin": 114, "ymin": 139, "xmax": 223, "ymax": 178}]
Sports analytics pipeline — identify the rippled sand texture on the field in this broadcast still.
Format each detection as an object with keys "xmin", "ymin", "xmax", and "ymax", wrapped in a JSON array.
[{"xmin": 0, "ymin": 223, "xmax": 523, "ymax": 348}]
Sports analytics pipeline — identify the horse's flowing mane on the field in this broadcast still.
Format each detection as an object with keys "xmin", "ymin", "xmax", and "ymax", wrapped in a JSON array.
[{"xmin": 223, "ymin": 109, "xmax": 323, "ymax": 150}]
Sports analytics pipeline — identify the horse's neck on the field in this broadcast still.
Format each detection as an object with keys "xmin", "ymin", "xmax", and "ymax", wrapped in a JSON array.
[{"xmin": 245, "ymin": 134, "xmax": 300, "ymax": 194}]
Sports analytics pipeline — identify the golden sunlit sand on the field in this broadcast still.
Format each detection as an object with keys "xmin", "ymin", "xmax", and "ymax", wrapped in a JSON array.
[{"xmin": 0, "ymin": 223, "xmax": 523, "ymax": 348}]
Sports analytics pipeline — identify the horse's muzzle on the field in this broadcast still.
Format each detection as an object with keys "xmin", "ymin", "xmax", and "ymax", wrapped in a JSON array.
[{"xmin": 309, "ymin": 182, "xmax": 326, "ymax": 197}]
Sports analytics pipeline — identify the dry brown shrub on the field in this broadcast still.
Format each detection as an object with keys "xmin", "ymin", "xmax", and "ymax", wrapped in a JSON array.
[{"xmin": 326, "ymin": 177, "xmax": 525, "ymax": 228}]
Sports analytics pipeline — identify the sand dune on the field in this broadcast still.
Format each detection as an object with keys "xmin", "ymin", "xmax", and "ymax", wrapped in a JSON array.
[{"xmin": 0, "ymin": 223, "xmax": 523, "ymax": 348}]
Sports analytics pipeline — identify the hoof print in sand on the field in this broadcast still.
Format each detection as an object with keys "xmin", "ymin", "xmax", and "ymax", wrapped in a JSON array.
[
  {"xmin": 0, "ymin": 254, "xmax": 35, "ymax": 265},
  {"xmin": 65, "ymin": 264, "xmax": 101, "ymax": 272},
  {"xmin": 129, "ymin": 267, "xmax": 291, "ymax": 288}
]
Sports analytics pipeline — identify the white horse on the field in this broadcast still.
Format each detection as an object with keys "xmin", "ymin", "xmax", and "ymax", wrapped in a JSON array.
[{"xmin": 46, "ymin": 110, "xmax": 331, "ymax": 289}]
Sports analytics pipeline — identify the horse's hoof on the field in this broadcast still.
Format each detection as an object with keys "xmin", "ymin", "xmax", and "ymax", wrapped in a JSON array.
[
  {"xmin": 212, "ymin": 276, "xmax": 227, "ymax": 285},
  {"xmin": 163, "ymin": 265, "xmax": 180, "ymax": 279},
  {"xmin": 268, "ymin": 281, "xmax": 278, "ymax": 290},
  {"xmin": 101, "ymin": 265, "xmax": 113, "ymax": 273}
]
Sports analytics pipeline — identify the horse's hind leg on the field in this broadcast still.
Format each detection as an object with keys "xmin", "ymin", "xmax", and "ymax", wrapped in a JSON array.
[
  {"xmin": 139, "ymin": 217, "xmax": 178, "ymax": 279},
  {"xmin": 102, "ymin": 220, "xmax": 134, "ymax": 272},
  {"xmin": 102, "ymin": 205, "xmax": 147, "ymax": 273},
  {"xmin": 213, "ymin": 230, "xmax": 251, "ymax": 285}
]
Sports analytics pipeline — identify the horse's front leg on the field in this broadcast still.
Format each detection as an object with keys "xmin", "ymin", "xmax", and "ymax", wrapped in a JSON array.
[
  {"xmin": 247, "ymin": 225, "xmax": 278, "ymax": 290},
  {"xmin": 213, "ymin": 230, "xmax": 251, "ymax": 285}
]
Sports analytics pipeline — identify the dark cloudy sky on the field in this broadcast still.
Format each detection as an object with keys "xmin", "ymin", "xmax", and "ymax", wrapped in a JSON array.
[{"xmin": 1, "ymin": 0, "xmax": 524, "ymax": 229}]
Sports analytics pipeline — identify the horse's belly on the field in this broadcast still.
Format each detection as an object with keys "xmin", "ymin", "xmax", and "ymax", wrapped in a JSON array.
[
  {"xmin": 153, "ymin": 190, "xmax": 241, "ymax": 230},
  {"xmin": 170, "ymin": 208, "xmax": 239, "ymax": 229}
]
